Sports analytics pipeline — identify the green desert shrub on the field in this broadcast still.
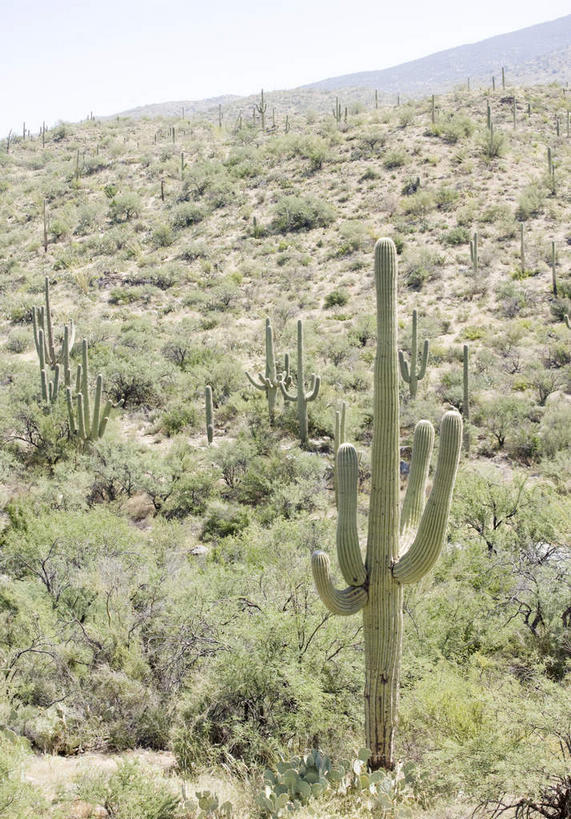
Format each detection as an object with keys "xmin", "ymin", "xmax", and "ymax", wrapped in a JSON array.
[
  {"xmin": 271, "ymin": 195, "xmax": 335, "ymax": 233},
  {"xmin": 324, "ymin": 289, "xmax": 349, "ymax": 309}
]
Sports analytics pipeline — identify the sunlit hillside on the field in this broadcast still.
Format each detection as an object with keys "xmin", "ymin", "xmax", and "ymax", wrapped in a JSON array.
[{"xmin": 0, "ymin": 80, "xmax": 569, "ymax": 818}]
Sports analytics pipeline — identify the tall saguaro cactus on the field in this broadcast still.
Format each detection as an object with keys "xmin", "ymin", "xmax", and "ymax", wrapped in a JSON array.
[
  {"xmin": 311, "ymin": 239, "xmax": 462, "ymax": 771},
  {"xmin": 246, "ymin": 318, "xmax": 290, "ymax": 423},
  {"xmin": 279, "ymin": 320, "xmax": 320, "ymax": 446},
  {"xmin": 398, "ymin": 310, "xmax": 429, "ymax": 398},
  {"xmin": 205, "ymin": 385, "xmax": 214, "ymax": 445}
]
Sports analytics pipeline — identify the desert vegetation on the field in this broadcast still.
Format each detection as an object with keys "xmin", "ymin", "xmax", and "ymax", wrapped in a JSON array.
[{"xmin": 0, "ymin": 79, "xmax": 569, "ymax": 817}]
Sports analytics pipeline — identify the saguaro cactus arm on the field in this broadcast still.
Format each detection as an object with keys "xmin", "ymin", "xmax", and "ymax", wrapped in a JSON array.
[
  {"xmin": 304, "ymin": 374, "xmax": 320, "ymax": 401},
  {"xmin": 311, "ymin": 552, "xmax": 367, "ymax": 615},
  {"xmin": 400, "ymin": 419, "xmax": 434, "ymax": 544},
  {"xmin": 279, "ymin": 379, "xmax": 298, "ymax": 402},
  {"xmin": 336, "ymin": 444, "xmax": 367, "ymax": 586},
  {"xmin": 393, "ymin": 410, "xmax": 462, "ymax": 584},
  {"xmin": 245, "ymin": 370, "xmax": 267, "ymax": 390}
]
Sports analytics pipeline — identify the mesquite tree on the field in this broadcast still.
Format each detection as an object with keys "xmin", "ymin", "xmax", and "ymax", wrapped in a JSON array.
[{"xmin": 311, "ymin": 239, "xmax": 462, "ymax": 770}]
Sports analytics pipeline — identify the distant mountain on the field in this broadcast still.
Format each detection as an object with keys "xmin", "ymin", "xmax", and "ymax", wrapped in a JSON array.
[
  {"xmin": 113, "ymin": 15, "xmax": 570, "ymax": 121},
  {"xmin": 110, "ymin": 94, "xmax": 241, "ymax": 121},
  {"xmin": 302, "ymin": 15, "xmax": 571, "ymax": 96}
]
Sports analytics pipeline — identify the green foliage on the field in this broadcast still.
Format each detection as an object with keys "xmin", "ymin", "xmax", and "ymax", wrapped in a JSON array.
[
  {"xmin": 74, "ymin": 760, "xmax": 180, "ymax": 819},
  {"xmin": 271, "ymin": 195, "xmax": 335, "ymax": 233},
  {"xmin": 324, "ymin": 289, "xmax": 349, "ymax": 309},
  {"xmin": 108, "ymin": 191, "xmax": 142, "ymax": 222}
]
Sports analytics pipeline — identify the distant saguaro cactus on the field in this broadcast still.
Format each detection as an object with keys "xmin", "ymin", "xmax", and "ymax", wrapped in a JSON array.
[
  {"xmin": 66, "ymin": 340, "xmax": 113, "ymax": 441},
  {"xmin": 470, "ymin": 231, "xmax": 479, "ymax": 273},
  {"xmin": 311, "ymin": 239, "xmax": 462, "ymax": 770},
  {"xmin": 246, "ymin": 318, "xmax": 291, "ymax": 423},
  {"xmin": 255, "ymin": 89, "xmax": 267, "ymax": 130},
  {"xmin": 205, "ymin": 385, "xmax": 214, "ymax": 444},
  {"xmin": 279, "ymin": 320, "xmax": 320, "ymax": 446},
  {"xmin": 398, "ymin": 310, "xmax": 429, "ymax": 398}
]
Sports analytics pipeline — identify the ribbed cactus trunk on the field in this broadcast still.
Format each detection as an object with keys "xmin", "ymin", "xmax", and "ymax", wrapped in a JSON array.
[
  {"xmin": 311, "ymin": 238, "xmax": 462, "ymax": 772},
  {"xmin": 365, "ymin": 239, "xmax": 402, "ymax": 769}
]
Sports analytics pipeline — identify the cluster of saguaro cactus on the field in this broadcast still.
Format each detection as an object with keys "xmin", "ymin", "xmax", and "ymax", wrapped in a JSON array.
[
  {"xmin": 246, "ymin": 318, "xmax": 291, "ymax": 423},
  {"xmin": 33, "ymin": 277, "xmax": 75, "ymax": 406},
  {"xmin": 280, "ymin": 320, "xmax": 320, "ymax": 446},
  {"xmin": 66, "ymin": 340, "xmax": 113, "ymax": 441},
  {"xmin": 398, "ymin": 310, "xmax": 429, "ymax": 398},
  {"xmin": 311, "ymin": 239, "xmax": 462, "ymax": 770},
  {"xmin": 332, "ymin": 97, "xmax": 342, "ymax": 125},
  {"xmin": 32, "ymin": 278, "xmax": 116, "ymax": 440},
  {"xmin": 205, "ymin": 385, "xmax": 214, "ymax": 444}
]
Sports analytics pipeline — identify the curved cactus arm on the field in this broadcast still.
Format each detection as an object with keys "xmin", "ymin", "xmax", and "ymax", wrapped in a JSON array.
[
  {"xmin": 90, "ymin": 375, "xmax": 103, "ymax": 441},
  {"xmin": 417, "ymin": 340, "xmax": 430, "ymax": 381},
  {"xmin": 398, "ymin": 350, "xmax": 411, "ymax": 383},
  {"xmin": 393, "ymin": 410, "xmax": 462, "ymax": 584},
  {"xmin": 400, "ymin": 420, "xmax": 434, "ymax": 546},
  {"xmin": 337, "ymin": 444, "xmax": 367, "ymax": 586},
  {"xmin": 98, "ymin": 399, "xmax": 113, "ymax": 438},
  {"xmin": 245, "ymin": 370, "xmax": 267, "ymax": 390},
  {"xmin": 311, "ymin": 551, "xmax": 367, "ymax": 616},
  {"xmin": 305, "ymin": 374, "xmax": 320, "ymax": 402},
  {"xmin": 281, "ymin": 353, "xmax": 292, "ymax": 387},
  {"xmin": 279, "ymin": 379, "xmax": 297, "ymax": 402}
]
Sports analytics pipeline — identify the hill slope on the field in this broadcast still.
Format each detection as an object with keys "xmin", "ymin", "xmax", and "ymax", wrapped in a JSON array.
[{"xmin": 303, "ymin": 14, "xmax": 571, "ymax": 95}]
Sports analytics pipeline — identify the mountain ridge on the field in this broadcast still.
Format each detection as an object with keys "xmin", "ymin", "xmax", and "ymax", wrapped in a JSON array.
[{"xmin": 112, "ymin": 15, "xmax": 571, "ymax": 121}]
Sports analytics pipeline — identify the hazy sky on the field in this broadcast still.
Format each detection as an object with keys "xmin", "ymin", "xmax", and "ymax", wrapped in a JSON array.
[{"xmin": 1, "ymin": 0, "xmax": 569, "ymax": 137}]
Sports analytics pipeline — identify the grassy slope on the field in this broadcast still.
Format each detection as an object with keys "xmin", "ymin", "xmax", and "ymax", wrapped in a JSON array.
[{"xmin": 0, "ymin": 84, "xmax": 570, "ymax": 817}]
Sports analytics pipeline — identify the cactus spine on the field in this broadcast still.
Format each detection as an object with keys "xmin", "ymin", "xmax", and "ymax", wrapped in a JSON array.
[
  {"xmin": 333, "ymin": 401, "xmax": 347, "ymax": 508},
  {"xmin": 398, "ymin": 310, "xmax": 429, "ymax": 398},
  {"xmin": 279, "ymin": 320, "xmax": 320, "ymax": 446},
  {"xmin": 66, "ymin": 340, "xmax": 113, "ymax": 441},
  {"xmin": 205, "ymin": 385, "xmax": 214, "ymax": 444},
  {"xmin": 311, "ymin": 239, "xmax": 462, "ymax": 770},
  {"xmin": 245, "ymin": 318, "xmax": 291, "ymax": 422},
  {"xmin": 462, "ymin": 344, "xmax": 470, "ymax": 453}
]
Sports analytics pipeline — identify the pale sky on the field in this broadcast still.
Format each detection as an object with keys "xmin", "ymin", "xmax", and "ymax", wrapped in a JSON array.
[{"xmin": 1, "ymin": 0, "xmax": 570, "ymax": 137}]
